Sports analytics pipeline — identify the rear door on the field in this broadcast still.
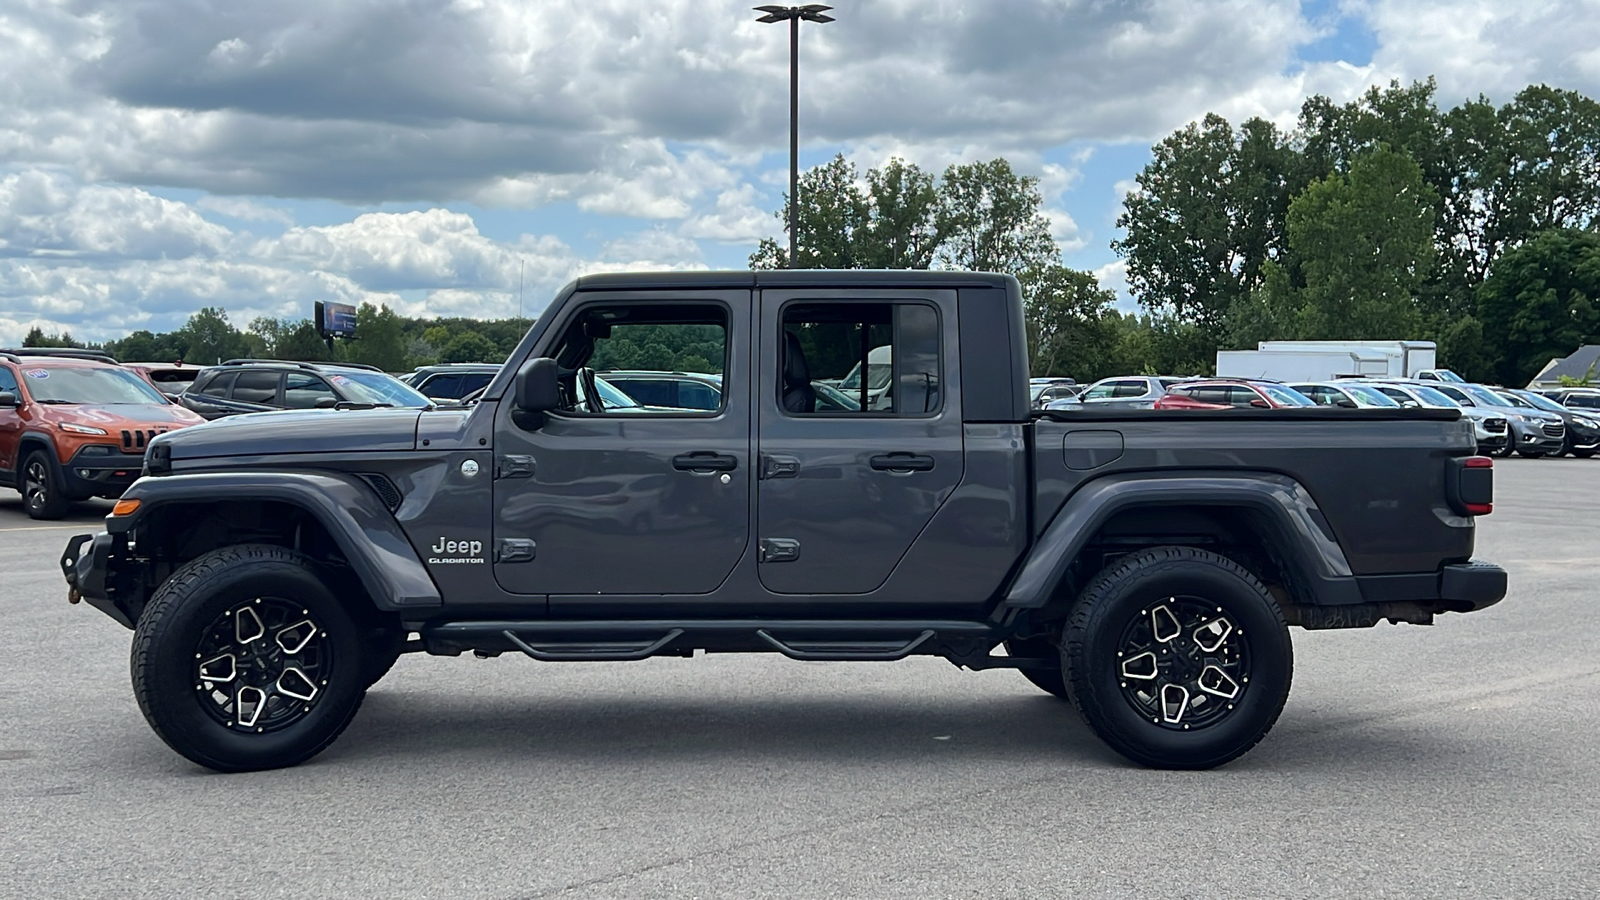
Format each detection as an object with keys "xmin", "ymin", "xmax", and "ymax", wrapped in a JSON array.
[{"xmin": 754, "ymin": 288, "xmax": 964, "ymax": 595}]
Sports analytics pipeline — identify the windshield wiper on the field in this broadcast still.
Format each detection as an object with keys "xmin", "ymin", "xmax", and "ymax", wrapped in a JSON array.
[{"xmin": 33, "ymin": 399, "xmax": 77, "ymax": 404}]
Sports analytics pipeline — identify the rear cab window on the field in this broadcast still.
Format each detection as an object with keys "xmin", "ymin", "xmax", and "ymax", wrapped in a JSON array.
[{"xmin": 779, "ymin": 301, "xmax": 940, "ymax": 416}]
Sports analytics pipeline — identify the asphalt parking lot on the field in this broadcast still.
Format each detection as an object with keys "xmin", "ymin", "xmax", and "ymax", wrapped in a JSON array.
[{"xmin": 3, "ymin": 459, "xmax": 1597, "ymax": 900}]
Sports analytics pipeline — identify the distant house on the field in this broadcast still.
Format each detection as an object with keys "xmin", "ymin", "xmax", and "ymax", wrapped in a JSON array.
[{"xmin": 1528, "ymin": 345, "xmax": 1600, "ymax": 387}]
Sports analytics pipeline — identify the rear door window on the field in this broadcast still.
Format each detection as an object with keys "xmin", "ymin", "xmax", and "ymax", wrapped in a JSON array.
[
  {"xmin": 230, "ymin": 370, "xmax": 281, "ymax": 405},
  {"xmin": 284, "ymin": 373, "xmax": 337, "ymax": 409},
  {"xmin": 417, "ymin": 373, "xmax": 463, "ymax": 399},
  {"xmin": 199, "ymin": 371, "xmax": 237, "ymax": 398},
  {"xmin": 677, "ymin": 380, "xmax": 720, "ymax": 410}
]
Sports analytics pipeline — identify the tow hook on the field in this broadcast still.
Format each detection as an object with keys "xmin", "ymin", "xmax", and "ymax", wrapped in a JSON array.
[{"xmin": 61, "ymin": 533, "xmax": 92, "ymax": 604}]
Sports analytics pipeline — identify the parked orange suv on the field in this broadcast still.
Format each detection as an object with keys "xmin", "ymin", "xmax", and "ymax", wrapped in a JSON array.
[{"xmin": 0, "ymin": 349, "xmax": 206, "ymax": 519}]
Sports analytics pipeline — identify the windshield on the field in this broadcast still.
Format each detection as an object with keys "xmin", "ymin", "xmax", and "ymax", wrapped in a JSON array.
[
  {"xmin": 21, "ymin": 366, "xmax": 170, "ymax": 404},
  {"xmin": 327, "ymin": 371, "xmax": 432, "ymax": 408},
  {"xmin": 1514, "ymin": 391, "xmax": 1569, "ymax": 413},
  {"xmin": 1408, "ymin": 385, "xmax": 1458, "ymax": 408},
  {"xmin": 592, "ymin": 376, "xmax": 639, "ymax": 409},
  {"xmin": 1428, "ymin": 369, "xmax": 1465, "ymax": 383},
  {"xmin": 813, "ymin": 381, "xmax": 861, "ymax": 410},
  {"xmin": 1260, "ymin": 385, "xmax": 1315, "ymax": 406},
  {"xmin": 840, "ymin": 362, "xmax": 893, "ymax": 392},
  {"xmin": 1347, "ymin": 385, "xmax": 1400, "ymax": 407},
  {"xmin": 1461, "ymin": 384, "xmax": 1513, "ymax": 408}
]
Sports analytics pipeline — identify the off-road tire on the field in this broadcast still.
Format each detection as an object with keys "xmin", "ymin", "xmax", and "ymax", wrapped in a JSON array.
[
  {"xmin": 131, "ymin": 544, "xmax": 366, "ymax": 772},
  {"xmin": 21, "ymin": 449, "xmax": 69, "ymax": 520},
  {"xmin": 1062, "ymin": 546, "xmax": 1292, "ymax": 770},
  {"xmin": 1005, "ymin": 636, "xmax": 1069, "ymax": 700}
]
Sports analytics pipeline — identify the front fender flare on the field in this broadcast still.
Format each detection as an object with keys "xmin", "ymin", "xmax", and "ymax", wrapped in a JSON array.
[
  {"xmin": 1002, "ymin": 472, "xmax": 1361, "ymax": 610},
  {"xmin": 112, "ymin": 471, "xmax": 442, "ymax": 611}
]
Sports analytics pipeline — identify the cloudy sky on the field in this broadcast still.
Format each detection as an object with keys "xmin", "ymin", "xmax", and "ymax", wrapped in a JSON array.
[{"xmin": 2, "ymin": 0, "xmax": 1598, "ymax": 345}]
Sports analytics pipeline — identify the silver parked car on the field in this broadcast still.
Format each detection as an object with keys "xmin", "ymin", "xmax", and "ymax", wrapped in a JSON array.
[
  {"xmin": 1076, "ymin": 376, "xmax": 1187, "ymax": 410},
  {"xmin": 1432, "ymin": 383, "xmax": 1564, "ymax": 458},
  {"xmin": 1360, "ymin": 380, "xmax": 1510, "ymax": 457},
  {"xmin": 1288, "ymin": 382, "xmax": 1401, "ymax": 409}
]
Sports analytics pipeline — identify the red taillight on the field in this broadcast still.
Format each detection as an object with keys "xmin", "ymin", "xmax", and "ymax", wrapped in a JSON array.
[{"xmin": 1451, "ymin": 456, "xmax": 1494, "ymax": 516}]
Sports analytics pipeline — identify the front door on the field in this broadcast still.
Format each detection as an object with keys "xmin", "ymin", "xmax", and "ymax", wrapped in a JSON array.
[
  {"xmin": 491, "ymin": 291, "xmax": 751, "ymax": 595},
  {"xmin": 755, "ymin": 289, "xmax": 964, "ymax": 595}
]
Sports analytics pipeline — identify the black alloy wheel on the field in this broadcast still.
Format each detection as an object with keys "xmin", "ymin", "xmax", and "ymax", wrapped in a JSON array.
[
  {"xmin": 132, "ymin": 544, "xmax": 366, "ymax": 772},
  {"xmin": 1062, "ymin": 546, "xmax": 1292, "ymax": 770},
  {"xmin": 193, "ymin": 598, "xmax": 334, "ymax": 734},
  {"xmin": 21, "ymin": 449, "xmax": 69, "ymax": 519}
]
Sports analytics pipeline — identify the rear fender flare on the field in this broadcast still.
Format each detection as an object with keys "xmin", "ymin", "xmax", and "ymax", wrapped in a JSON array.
[
  {"xmin": 1002, "ymin": 472, "xmax": 1359, "ymax": 610},
  {"xmin": 113, "ymin": 471, "xmax": 442, "ymax": 612}
]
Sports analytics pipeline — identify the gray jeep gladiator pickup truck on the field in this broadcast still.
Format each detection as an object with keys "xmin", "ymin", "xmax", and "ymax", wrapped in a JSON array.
[{"xmin": 61, "ymin": 271, "xmax": 1507, "ymax": 772}]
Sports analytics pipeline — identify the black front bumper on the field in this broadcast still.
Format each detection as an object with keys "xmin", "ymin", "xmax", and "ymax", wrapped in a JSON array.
[
  {"xmin": 62, "ymin": 531, "xmax": 134, "ymax": 628},
  {"xmin": 61, "ymin": 448, "xmax": 146, "ymax": 498}
]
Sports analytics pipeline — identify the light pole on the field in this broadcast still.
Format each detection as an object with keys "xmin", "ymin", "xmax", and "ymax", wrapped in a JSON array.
[{"xmin": 754, "ymin": 4, "xmax": 834, "ymax": 268}]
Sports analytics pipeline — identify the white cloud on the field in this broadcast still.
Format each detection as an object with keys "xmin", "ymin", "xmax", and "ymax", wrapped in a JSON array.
[
  {"xmin": 195, "ymin": 196, "xmax": 295, "ymax": 225},
  {"xmin": 0, "ymin": 171, "xmax": 231, "ymax": 260},
  {"xmin": 266, "ymin": 209, "xmax": 521, "ymax": 291},
  {"xmin": 1093, "ymin": 259, "xmax": 1135, "ymax": 311},
  {"xmin": 1043, "ymin": 208, "xmax": 1086, "ymax": 255}
]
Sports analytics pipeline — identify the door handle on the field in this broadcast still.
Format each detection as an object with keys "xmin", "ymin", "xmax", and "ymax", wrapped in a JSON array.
[
  {"xmin": 869, "ymin": 453, "xmax": 935, "ymax": 472},
  {"xmin": 672, "ymin": 451, "xmax": 738, "ymax": 472}
]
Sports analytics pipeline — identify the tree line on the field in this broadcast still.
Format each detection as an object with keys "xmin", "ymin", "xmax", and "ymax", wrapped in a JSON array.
[{"xmin": 21, "ymin": 307, "xmax": 532, "ymax": 374}]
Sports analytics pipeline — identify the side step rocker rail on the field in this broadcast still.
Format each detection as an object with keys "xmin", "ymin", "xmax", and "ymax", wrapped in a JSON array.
[{"xmin": 423, "ymin": 619, "xmax": 1049, "ymax": 669}]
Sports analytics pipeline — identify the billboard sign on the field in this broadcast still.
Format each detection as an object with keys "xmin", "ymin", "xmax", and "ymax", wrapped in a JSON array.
[{"xmin": 315, "ymin": 301, "xmax": 358, "ymax": 338}]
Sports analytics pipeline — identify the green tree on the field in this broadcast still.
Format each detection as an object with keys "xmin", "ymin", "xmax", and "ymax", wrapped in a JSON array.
[
  {"xmin": 1277, "ymin": 147, "xmax": 1438, "ymax": 340},
  {"xmin": 176, "ymin": 307, "xmax": 251, "ymax": 365},
  {"xmin": 439, "ymin": 331, "xmax": 501, "ymax": 364},
  {"xmin": 750, "ymin": 155, "xmax": 940, "ymax": 271},
  {"xmin": 861, "ymin": 158, "xmax": 940, "ymax": 269},
  {"xmin": 21, "ymin": 327, "xmax": 85, "ymax": 348},
  {"xmin": 346, "ymin": 303, "xmax": 408, "ymax": 372},
  {"xmin": 934, "ymin": 158, "xmax": 1059, "ymax": 276},
  {"xmin": 1476, "ymin": 229, "xmax": 1600, "ymax": 386},
  {"xmin": 1019, "ymin": 266, "xmax": 1120, "ymax": 380},
  {"xmin": 1114, "ymin": 114, "xmax": 1303, "ymax": 341},
  {"xmin": 750, "ymin": 155, "xmax": 870, "ymax": 269}
]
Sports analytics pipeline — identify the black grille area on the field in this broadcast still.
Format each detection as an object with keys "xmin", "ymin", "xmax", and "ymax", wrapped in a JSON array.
[
  {"xmin": 358, "ymin": 473, "xmax": 403, "ymax": 511},
  {"xmin": 1543, "ymin": 423, "xmax": 1566, "ymax": 439},
  {"xmin": 121, "ymin": 428, "xmax": 167, "ymax": 451},
  {"xmin": 1483, "ymin": 418, "xmax": 1507, "ymax": 433}
]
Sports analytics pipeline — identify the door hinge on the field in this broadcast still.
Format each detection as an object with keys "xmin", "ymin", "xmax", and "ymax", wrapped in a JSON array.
[
  {"xmin": 496, "ymin": 455, "xmax": 535, "ymax": 479},
  {"xmin": 495, "ymin": 538, "xmax": 537, "ymax": 564},
  {"xmin": 758, "ymin": 538, "xmax": 801, "ymax": 563}
]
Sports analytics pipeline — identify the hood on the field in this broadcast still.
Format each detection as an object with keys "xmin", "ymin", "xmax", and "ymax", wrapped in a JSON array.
[
  {"xmin": 39, "ymin": 403, "xmax": 205, "ymax": 430},
  {"xmin": 152, "ymin": 408, "xmax": 423, "ymax": 461}
]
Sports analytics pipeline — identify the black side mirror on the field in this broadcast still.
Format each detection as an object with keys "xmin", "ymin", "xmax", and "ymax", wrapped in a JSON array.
[
  {"xmin": 515, "ymin": 357, "xmax": 561, "ymax": 414},
  {"xmin": 1336, "ymin": 398, "xmax": 1358, "ymax": 409},
  {"xmin": 315, "ymin": 397, "xmax": 339, "ymax": 409},
  {"xmin": 0, "ymin": 391, "xmax": 16, "ymax": 408}
]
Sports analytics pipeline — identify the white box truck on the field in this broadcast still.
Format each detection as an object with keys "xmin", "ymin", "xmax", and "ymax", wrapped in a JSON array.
[{"xmin": 1216, "ymin": 341, "xmax": 1436, "ymax": 381}]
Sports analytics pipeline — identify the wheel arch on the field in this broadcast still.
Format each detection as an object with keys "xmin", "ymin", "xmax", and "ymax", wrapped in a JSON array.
[
  {"xmin": 1001, "ymin": 472, "xmax": 1361, "ymax": 618},
  {"xmin": 110, "ymin": 471, "xmax": 442, "ymax": 622}
]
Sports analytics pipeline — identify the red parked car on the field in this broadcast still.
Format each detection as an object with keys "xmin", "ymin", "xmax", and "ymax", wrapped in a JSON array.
[{"xmin": 1153, "ymin": 380, "xmax": 1316, "ymax": 410}]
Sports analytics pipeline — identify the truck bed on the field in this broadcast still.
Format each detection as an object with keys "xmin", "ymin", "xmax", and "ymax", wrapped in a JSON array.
[{"xmin": 1029, "ymin": 407, "xmax": 1477, "ymax": 580}]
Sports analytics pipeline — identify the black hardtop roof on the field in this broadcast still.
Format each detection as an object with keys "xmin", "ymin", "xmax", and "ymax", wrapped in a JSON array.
[{"xmin": 570, "ymin": 269, "xmax": 1015, "ymax": 291}]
